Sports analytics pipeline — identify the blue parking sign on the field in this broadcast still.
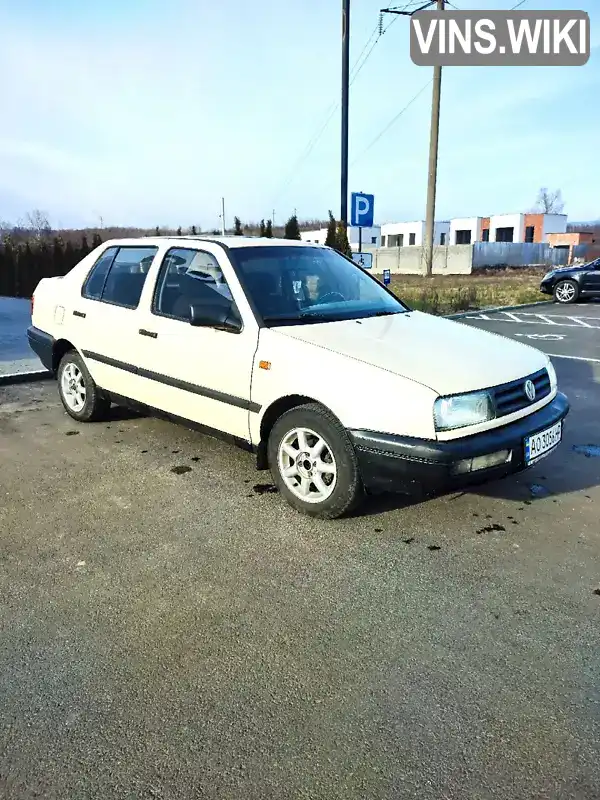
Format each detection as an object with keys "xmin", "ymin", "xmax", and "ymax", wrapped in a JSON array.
[
  {"xmin": 383, "ymin": 269, "xmax": 391, "ymax": 285},
  {"xmin": 351, "ymin": 192, "xmax": 374, "ymax": 228}
]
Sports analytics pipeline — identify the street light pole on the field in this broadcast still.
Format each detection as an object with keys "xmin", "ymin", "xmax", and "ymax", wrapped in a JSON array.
[
  {"xmin": 341, "ymin": 0, "xmax": 350, "ymax": 228},
  {"xmin": 423, "ymin": 0, "xmax": 444, "ymax": 277}
]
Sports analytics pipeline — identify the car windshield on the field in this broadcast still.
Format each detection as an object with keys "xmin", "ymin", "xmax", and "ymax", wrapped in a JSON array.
[{"xmin": 231, "ymin": 245, "xmax": 407, "ymax": 325}]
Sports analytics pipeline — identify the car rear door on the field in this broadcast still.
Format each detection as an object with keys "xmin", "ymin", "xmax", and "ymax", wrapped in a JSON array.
[
  {"xmin": 68, "ymin": 244, "xmax": 163, "ymax": 398},
  {"xmin": 132, "ymin": 244, "xmax": 260, "ymax": 442}
]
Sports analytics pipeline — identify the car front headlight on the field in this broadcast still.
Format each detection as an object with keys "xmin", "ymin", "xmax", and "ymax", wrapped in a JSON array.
[
  {"xmin": 434, "ymin": 391, "xmax": 495, "ymax": 431},
  {"xmin": 542, "ymin": 270, "xmax": 555, "ymax": 282},
  {"xmin": 547, "ymin": 359, "xmax": 557, "ymax": 391}
]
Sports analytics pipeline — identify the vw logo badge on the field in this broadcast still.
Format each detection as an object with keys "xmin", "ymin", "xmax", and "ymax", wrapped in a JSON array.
[{"xmin": 524, "ymin": 379, "xmax": 536, "ymax": 402}]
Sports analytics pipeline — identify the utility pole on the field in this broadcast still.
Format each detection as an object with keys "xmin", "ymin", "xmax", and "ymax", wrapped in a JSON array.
[
  {"xmin": 341, "ymin": 0, "xmax": 350, "ymax": 228},
  {"xmin": 272, "ymin": 209, "xmax": 276, "ymax": 229},
  {"xmin": 380, "ymin": 0, "xmax": 442, "ymax": 277},
  {"xmin": 423, "ymin": 0, "xmax": 443, "ymax": 277},
  {"xmin": 220, "ymin": 197, "xmax": 226, "ymax": 235}
]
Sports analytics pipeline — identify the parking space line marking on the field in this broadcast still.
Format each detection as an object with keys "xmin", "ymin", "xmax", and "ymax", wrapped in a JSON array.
[
  {"xmin": 536, "ymin": 314, "xmax": 559, "ymax": 325},
  {"xmin": 547, "ymin": 353, "xmax": 600, "ymax": 364},
  {"xmin": 470, "ymin": 312, "xmax": 600, "ymax": 329}
]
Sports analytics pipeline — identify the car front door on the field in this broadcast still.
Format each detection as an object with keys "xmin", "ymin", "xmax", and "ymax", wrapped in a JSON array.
[{"xmin": 132, "ymin": 245, "xmax": 259, "ymax": 442}]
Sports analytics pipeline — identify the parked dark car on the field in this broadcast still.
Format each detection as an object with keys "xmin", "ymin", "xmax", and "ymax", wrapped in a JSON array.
[{"xmin": 540, "ymin": 258, "xmax": 600, "ymax": 304}]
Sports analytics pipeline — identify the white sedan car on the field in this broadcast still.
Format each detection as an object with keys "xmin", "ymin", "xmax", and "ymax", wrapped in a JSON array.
[{"xmin": 28, "ymin": 236, "xmax": 569, "ymax": 518}]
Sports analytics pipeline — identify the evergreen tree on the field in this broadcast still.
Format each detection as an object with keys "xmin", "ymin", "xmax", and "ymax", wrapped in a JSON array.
[
  {"xmin": 259, "ymin": 219, "xmax": 266, "ymax": 237},
  {"xmin": 91, "ymin": 233, "xmax": 103, "ymax": 249},
  {"xmin": 155, "ymin": 226, "xmax": 161, "ymax": 236},
  {"xmin": 265, "ymin": 220, "xmax": 273, "ymax": 238},
  {"xmin": 53, "ymin": 237, "xmax": 65, "ymax": 276},
  {"xmin": 2, "ymin": 240, "xmax": 15, "ymax": 297},
  {"xmin": 325, "ymin": 211, "xmax": 337, "ymax": 249},
  {"xmin": 191, "ymin": 225, "xmax": 197, "ymax": 235},
  {"xmin": 335, "ymin": 222, "xmax": 352, "ymax": 258},
  {"xmin": 80, "ymin": 235, "xmax": 90, "ymax": 257},
  {"xmin": 177, "ymin": 226, "xmax": 182, "ymax": 236},
  {"xmin": 64, "ymin": 240, "xmax": 76, "ymax": 272},
  {"xmin": 284, "ymin": 214, "xmax": 301, "ymax": 240},
  {"xmin": 234, "ymin": 216, "xmax": 243, "ymax": 236}
]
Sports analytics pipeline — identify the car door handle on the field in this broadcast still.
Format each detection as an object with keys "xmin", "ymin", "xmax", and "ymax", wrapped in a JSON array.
[
  {"xmin": 139, "ymin": 328, "xmax": 158, "ymax": 339},
  {"xmin": 73, "ymin": 310, "xmax": 86, "ymax": 318}
]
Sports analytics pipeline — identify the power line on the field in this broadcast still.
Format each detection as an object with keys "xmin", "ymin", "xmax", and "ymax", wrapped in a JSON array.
[
  {"xmin": 350, "ymin": 79, "xmax": 432, "ymax": 166},
  {"xmin": 272, "ymin": 4, "xmax": 415, "ymax": 205}
]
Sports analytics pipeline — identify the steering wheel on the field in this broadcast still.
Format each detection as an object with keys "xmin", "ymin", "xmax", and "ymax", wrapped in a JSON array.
[{"xmin": 315, "ymin": 291, "xmax": 345, "ymax": 305}]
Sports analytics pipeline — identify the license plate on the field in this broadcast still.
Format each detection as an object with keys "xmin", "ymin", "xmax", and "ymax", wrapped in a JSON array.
[{"xmin": 524, "ymin": 421, "xmax": 562, "ymax": 465}]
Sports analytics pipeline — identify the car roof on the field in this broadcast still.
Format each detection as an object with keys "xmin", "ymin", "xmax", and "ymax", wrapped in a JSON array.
[{"xmin": 99, "ymin": 236, "xmax": 328, "ymax": 250}]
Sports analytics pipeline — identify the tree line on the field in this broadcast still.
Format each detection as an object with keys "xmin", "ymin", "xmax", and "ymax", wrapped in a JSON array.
[
  {"xmin": 0, "ymin": 233, "xmax": 104, "ymax": 298},
  {"xmin": 0, "ymin": 211, "xmax": 354, "ymax": 298}
]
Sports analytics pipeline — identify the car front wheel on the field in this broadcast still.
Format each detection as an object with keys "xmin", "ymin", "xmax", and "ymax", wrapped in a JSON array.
[
  {"xmin": 553, "ymin": 279, "xmax": 579, "ymax": 304},
  {"xmin": 268, "ymin": 403, "xmax": 363, "ymax": 519},
  {"xmin": 57, "ymin": 350, "xmax": 111, "ymax": 422}
]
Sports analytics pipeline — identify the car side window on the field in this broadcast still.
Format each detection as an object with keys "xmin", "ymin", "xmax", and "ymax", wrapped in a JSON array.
[
  {"xmin": 82, "ymin": 247, "xmax": 118, "ymax": 300},
  {"xmin": 101, "ymin": 247, "xmax": 158, "ymax": 309},
  {"xmin": 153, "ymin": 248, "xmax": 235, "ymax": 321}
]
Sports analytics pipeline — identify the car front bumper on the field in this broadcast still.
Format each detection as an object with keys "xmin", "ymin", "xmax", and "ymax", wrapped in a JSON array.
[
  {"xmin": 349, "ymin": 392, "xmax": 570, "ymax": 496},
  {"xmin": 540, "ymin": 279, "xmax": 554, "ymax": 295}
]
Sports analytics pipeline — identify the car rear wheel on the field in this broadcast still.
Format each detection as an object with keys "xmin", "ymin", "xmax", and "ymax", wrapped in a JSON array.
[
  {"xmin": 268, "ymin": 403, "xmax": 363, "ymax": 519},
  {"xmin": 553, "ymin": 279, "xmax": 579, "ymax": 304},
  {"xmin": 58, "ymin": 350, "xmax": 111, "ymax": 422}
]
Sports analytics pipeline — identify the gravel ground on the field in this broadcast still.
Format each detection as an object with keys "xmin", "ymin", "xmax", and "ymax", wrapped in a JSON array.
[{"xmin": 1, "ymin": 369, "xmax": 600, "ymax": 800}]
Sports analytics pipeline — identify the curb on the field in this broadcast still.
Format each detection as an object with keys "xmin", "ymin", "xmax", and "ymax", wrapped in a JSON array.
[
  {"xmin": 446, "ymin": 300, "xmax": 553, "ymax": 320},
  {"xmin": 0, "ymin": 369, "xmax": 52, "ymax": 387}
]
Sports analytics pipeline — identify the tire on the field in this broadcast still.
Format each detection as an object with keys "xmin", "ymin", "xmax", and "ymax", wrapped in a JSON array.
[
  {"xmin": 553, "ymin": 279, "xmax": 579, "ymax": 304},
  {"xmin": 267, "ymin": 403, "xmax": 363, "ymax": 519},
  {"xmin": 57, "ymin": 350, "xmax": 111, "ymax": 422}
]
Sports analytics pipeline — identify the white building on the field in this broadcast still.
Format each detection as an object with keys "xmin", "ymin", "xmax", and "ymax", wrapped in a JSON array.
[
  {"xmin": 301, "ymin": 226, "xmax": 381, "ymax": 251},
  {"xmin": 380, "ymin": 220, "xmax": 451, "ymax": 248},
  {"xmin": 449, "ymin": 217, "xmax": 484, "ymax": 245}
]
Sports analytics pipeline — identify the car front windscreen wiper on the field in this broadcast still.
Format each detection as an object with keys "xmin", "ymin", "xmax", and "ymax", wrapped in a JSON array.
[
  {"xmin": 263, "ymin": 311, "xmax": 343, "ymax": 326},
  {"xmin": 365, "ymin": 309, "xmax": 405, "ymax": 318}
]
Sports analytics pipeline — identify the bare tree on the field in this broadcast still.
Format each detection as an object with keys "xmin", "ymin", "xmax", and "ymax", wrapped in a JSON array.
[
  {"xmin": 24, "ymin": 208, "xmax": 52, "ymax": 239},
  {"xmin": 535, "ymin": 188, "xmax": 565, "ymax": 214}
]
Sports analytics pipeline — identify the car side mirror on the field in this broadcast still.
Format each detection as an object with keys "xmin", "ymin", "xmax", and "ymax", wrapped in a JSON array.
[{"xmin": 189, "ymin": 302, "xmax": 242, "ymax": 333}]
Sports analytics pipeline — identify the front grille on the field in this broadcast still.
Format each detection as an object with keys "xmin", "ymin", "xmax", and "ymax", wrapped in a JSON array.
[{"xmin": 492, "ymin": 368, "xmax": 551, "ymax": 418}]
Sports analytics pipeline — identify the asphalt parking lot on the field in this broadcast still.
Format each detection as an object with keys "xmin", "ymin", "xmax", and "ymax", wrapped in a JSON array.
[
  {"xmin": 1, "ymin": 304, "xmax": 600, "ymax": 799},
  {"xmin": 0, "ymin": 297, "xmax": 45, "ymax": 377}
]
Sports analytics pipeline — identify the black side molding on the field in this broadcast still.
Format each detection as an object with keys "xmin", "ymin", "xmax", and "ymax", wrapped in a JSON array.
[{"xmin": 81, "ymin": 350, "xmax": 261, "ymax": 413}]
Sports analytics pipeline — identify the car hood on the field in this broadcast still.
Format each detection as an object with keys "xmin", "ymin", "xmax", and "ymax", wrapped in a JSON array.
[{"xmin": 274, "ymin": 310, "xmax": 547, "ymax": 396}]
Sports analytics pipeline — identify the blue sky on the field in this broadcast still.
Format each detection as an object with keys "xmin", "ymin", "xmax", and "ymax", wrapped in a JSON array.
[{"xmin": 0, "ymin": 0, "xmax": 598, "ymax": 230}]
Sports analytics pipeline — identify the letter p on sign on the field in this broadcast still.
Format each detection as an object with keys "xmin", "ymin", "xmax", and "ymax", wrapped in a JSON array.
[{"xmin": 351, "ymin": 192, "xmax": 375, "ymax": 228}]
